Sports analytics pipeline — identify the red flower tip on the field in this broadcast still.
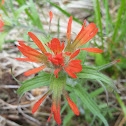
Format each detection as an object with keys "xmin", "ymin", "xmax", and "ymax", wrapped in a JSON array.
[
  {"xmin": 47, "ymin": 104, "xmax": 61, "ymax": 125},
  {"xmin": 49, "ymin": 11, "xmax": 53, "ymax": 23},
  {"xmin": 65, "ymin": 51, "xmax": 71, "ymax": 56},
  {"xmin": 81, "ymin": 48, "xmax": 103, "ymax": 53},
  {"xmin": 54, "ymin": 69, "xmax": 61, "ymax": 78},
  {"xmin": 28, "ymin": 32, "xmax": 47, "ymax": 53},
  {"xmin": 112, "ymin": 59, "xmax": 121, "ymax": 64},
  {"xmin": 70, "ymin": 49, "xmax": 80, "ymax": 60},
  {"xmin": 64, "ymin": 91, "xmax": 79, "ymax": 115},
  {"xmin": 24, "ymin": 65, "xmax": 46, "ymax": 76},
  {"xmin": 116, "ymin": 59, "xmax": 121, "ymax": 62},
  {"xmin": 32, "ymin": 91, "xmax": 50, "ymax": 114},
  {"xmin": 0, "ymin": 0, "xmax": 4, "ymax": 6},
  {"xmin": 0, "ymin": 18, "xmax": 4, "ymax": 32},
  {"xmin": 53, "ymin": 104, "xmax": 61, "ymax": 125}
]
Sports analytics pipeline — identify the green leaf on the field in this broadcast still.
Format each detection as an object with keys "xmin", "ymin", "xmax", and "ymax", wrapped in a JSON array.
[
  {"xmin": 74, "ymin": 84, "xmax": 109, "ymax": 126},
  {"xmin": 104, "ymin": 0, "xmax": 110, "ymax": 35},
  {"xmin": 93, "ymin": 0, "xmax": 103, "ymax": 49},
  {"xmin": 115, "ymin": 92, "xmax": 126, "ymax": 120},
  {"xmin": 77, "ymin": 65, "xmax": 118, "ymax": 91},
  {"xmin": 112, "ymin": 0, "xmax": 126, "ymax": 42},
  {"xmin": 0, "ymin": 32, "xmax": 8, "ymax": 51},
  {"xmin": 63, "ymin": 110, "xmax": 74, "ymax": 126},
  {"xmin": 14, "ymin": 5, "xmax": 29, "ymax": 19},
  {"xmin": 95, "ymin": 53, "xmax": 106, "ymax": 66},
  {"xmin": 17, "ymin": 72, "xmax": 51, "ymax": 95},
  {"xmin": 29, "ymin": 0, "xmax": 43, "ymax": 30}
]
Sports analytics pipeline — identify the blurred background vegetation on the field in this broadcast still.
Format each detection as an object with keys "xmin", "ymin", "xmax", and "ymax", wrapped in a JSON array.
[{"xmin": 0, "ymin": 0, "xmax": 126, "ymax": 126}]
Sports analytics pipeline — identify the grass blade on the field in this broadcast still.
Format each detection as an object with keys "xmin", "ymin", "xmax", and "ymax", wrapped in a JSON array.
[
  {"xmin": 47, "ymin": 0, "xmax": 83, "ymax": 25},
  {"xmin": 112, "ymin": 0, "xmax": 125, "ymax": 42}
]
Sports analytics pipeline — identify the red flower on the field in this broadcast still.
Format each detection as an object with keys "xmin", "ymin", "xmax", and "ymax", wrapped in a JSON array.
[
  {"xmin": 16, "ymin": 32, "xmax": 82, "ymax": 78},
  {"xmin": 0, "ymin": 0, "xmax": 4, "ymax": 6},
  {"xmin": 0, "ymin": 15, "xmax": 4, "ymax": 32},
  {"xmin": 16, "ymin": 11, "xmax": 103, "ymax": 125}
]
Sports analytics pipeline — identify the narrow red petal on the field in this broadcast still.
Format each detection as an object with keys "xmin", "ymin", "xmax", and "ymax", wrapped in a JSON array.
[
  {"xmin": 67, "ymin": 16, "xmax": 73, "ymax": 45},
  {"xmin": 15, "ymin": 58, "xmax": 37, "ymax": 62},
  {"xmin": 24, "ymin": 65, "xmax": 46, "ymax": 76},
  {"xmin": 28, "ymin": 32, "xmax": 47, "ymax": 53},
  {"xmin": 53, "ymin": 103, "xmax": 61, "ymax": 125},
  {"xmin": 44, "ymin": 52, "xmax": 52, "ymax": 57},
  {"xmin": 0, "ymin": 0, "xmax": 4, "ymax": 6},
  {"xmin": 81, "ymin": 28, "xmax": 98, "ymax": 46},
  {"xmin": 69, "ymin": 59, "xmax": 82, "ymax": 64},
  {"xmin": 72, "ymin": 23, "xmax": 97, "ymax": 48},
  {"xmin": 32, "ymin": 91, "xmax": 50, "ymax": 114},
  {"xmin": 0, "ymin": 20, "xmax": 4, "ymax": 27},
  {"xmin": 111, "ymin": 59, "xmax": 121, "ymax": 64},
  {"xmin": 70, "ymin": 49, "xmax": 80, "ymax": 60},
  {"xmin": 17, "ymin": 45, "xmax": 43, "ymax": 62},
  {"xmin": 47, "ymin": 105, "xmax": 53, "ymax": 122},
  {"xmin": 81, "ymin": 48, "xmax": 103, "ymax": 53},
  {"xmin": 64, "ymin": 67, "xmax": 77, "ymax": 78},
  {"xmin": 54, "ymin": 69, "xmax": 61, "ymax": 78},
  {"xmin": 116, "ymin": 59, "xmax": 121, "ymax": 62},
  {"xmin": 65, "ymin": 59, "xmax": 82, "ymax": 74},
  {"xmin": 49, "ymin": 11, "xmax": 53, "ymax": 23},
  {"xmin": 65, "ymin": 51, "xmax": 71, "ymax": 56},
  {"xmin": 18, "ymin": 41, "xmax": 41, "ymax": 54},
  {"xmin": 61, "ymin": 42, "xmax": 65, "ymax": 51},
  {"xmin": 74, "ymin": 20, "xmax": 86, "ymax": 41},
  {"xmin": 15, "ymin": 58, "xmax": 41, "ymax": 63},
  {"xmin": 68, "ymin": 63, "xmax": 82, "ymax": 73},
  {"xmin": 64, "ymin": 91, "xmax": 79, "ymax": 115}
]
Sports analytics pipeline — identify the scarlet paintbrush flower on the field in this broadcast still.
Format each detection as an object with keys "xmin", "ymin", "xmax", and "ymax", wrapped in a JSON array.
[{"xmin": 16, "ymin": 11, "xmax": 103, "ymax": 125}]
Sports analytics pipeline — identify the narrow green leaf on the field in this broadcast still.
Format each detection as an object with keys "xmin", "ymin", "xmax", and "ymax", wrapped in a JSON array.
[
  {"xmin": 14, "ymin": 5, "xmax": 29, "ymax": 19},
  {"xmin": 16, "ymin": 0, "xmax": 34, "ymax": 22},
  {"xmin": 104, "ymin": 0, "xmax": 109, "ymax": 35},
  {"xmin": 1, "ymin": 6, "xmax": 9, "ymax": 16},
  {"xmin": 115, "ymin": 93, "xmax": 126, "ymax": 120},
  {"xmin": 63, "ymin": 110, "xmax": 74, "ymax": 126},
  {"xmin": 57, "ymin": 18, "xmax": 60, "ymax": 39},
  {"xmin": 77, "ymin": 65, "xmax": 118, "ymax": 91},
  {"xmin": 90, "ymin": 87, "xmax": 104, "ymax": 98},
  {"xmin": 0, "ymin": 32, "xmax": 8, "ymax": 51},
  {"xmin": 17, "ymin": 72, "xmax": 51, "ymax": 95},
  {"xmin": 74, "ymin": 85, "xmax": 109, "ymax": 126},
  {"xmin": 15, "ymin": 0, "xmax": 25, "ymax": 5},
  {"xmin": 29, "ymin": 0, "xmax": 43, "ymax": 30},
  {"xmin": 93, "ymin": 0, "xmax": 103, "ymax": 49},
  {"xmin": 112, "ymin": 0, "xmax": 125, "ymax": 42}
]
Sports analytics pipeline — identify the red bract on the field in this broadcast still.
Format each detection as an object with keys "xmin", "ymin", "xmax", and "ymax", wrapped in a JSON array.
[
  {"xmin": 16, "ymin": 11, "xmax": 103, "ymax": 125},
  {"xmin": 0, "ymin": 0, "xmax": 4, "ymax": 6},
  {"xmin": 32, "ymin": 89, "xmax": 79, "ymax": 125},
  {"xmin": 0, "ymin": 15, "xmax": 4, "ymax": 32}
]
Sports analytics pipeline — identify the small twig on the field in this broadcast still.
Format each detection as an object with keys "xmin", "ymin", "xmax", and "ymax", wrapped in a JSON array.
[
  {"xmin": 18, "ymin": 107, "xmax": 41, "ymax": 126},
  {"xmin": 0, "ymin": 85, "xmax": 20, "ymax": 89}
]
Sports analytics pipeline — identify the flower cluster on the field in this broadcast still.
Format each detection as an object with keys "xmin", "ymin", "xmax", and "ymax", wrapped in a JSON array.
[{"xmin": 16, "ymin": 11, "xmax": 103, "ymax": 125}]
